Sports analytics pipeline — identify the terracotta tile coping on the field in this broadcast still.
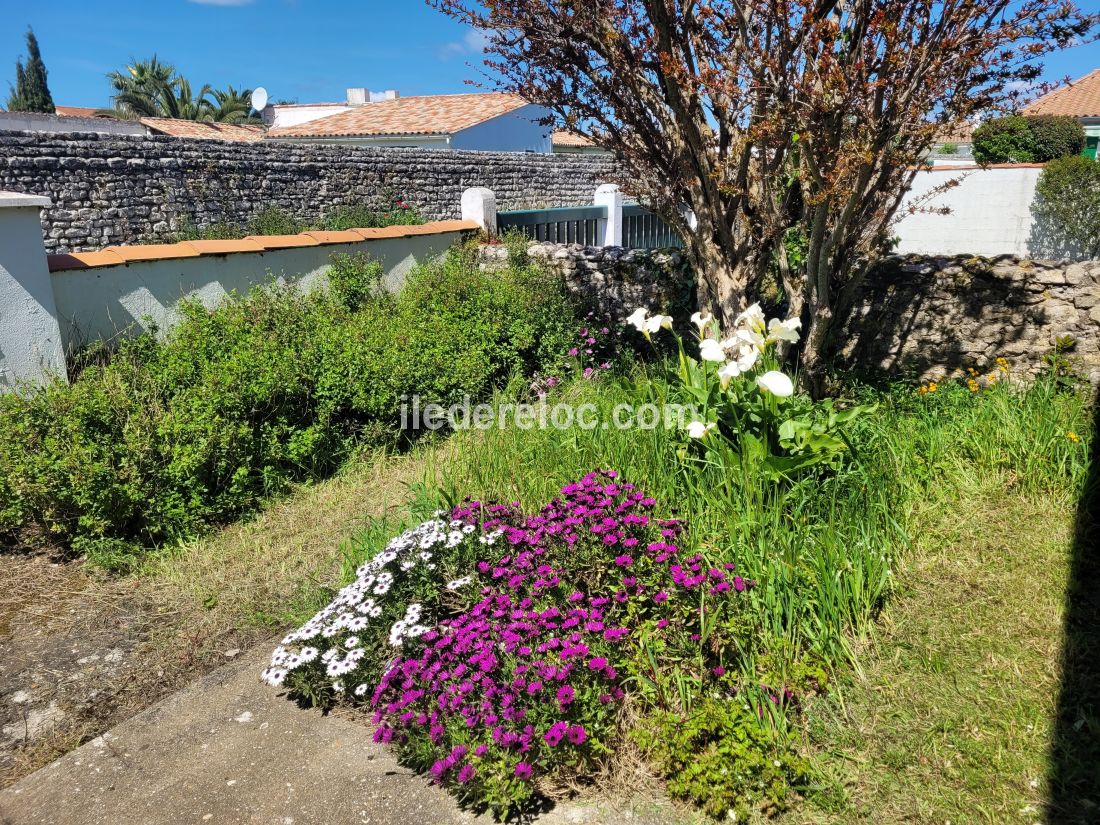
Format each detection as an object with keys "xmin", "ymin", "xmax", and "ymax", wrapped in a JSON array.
[{"xmin": 47, "ymin": 220, "xmax": 479, "ymax": 273}]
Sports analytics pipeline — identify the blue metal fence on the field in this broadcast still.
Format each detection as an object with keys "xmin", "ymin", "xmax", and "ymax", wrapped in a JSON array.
[
  {"xmin": 497, "ymin": 205, "xmax": 607, "ymax": 245},
  {"xmin": 496, "ymin": 203, "xmax": 683, "ymax": 250},
  {"xmin": 623, "ymin": 203, "xmax": 683, "ymax": 249}
]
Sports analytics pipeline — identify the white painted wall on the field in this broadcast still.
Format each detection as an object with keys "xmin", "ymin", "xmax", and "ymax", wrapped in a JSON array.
[
  {"xmin": 450, "ymin": 104, "xmax": 552, "ymax": 153},
  {"xmin": 50, "ymin": 231, "xmax": 468, "ymax": 352},
  {"xmin": 0, "ymin": 193, "xmax": 67, "ymax": 389},
  {"xmin": 894, "ymin": 166, "xmax": 1043, "ymax": 257},
  {"xmin": 267, "ymin": 104, "xmax": 352, "ymax": 129}
]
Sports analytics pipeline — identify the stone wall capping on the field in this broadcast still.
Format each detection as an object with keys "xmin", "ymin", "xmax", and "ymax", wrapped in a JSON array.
[
  {"xmin": 243, "ymin": 234, "xmax": 321, "ymax": 250},
  {"xmin": 44, "ymin": 220, "xmax": 479, "ymax": 272},
  {"xmin": 303, "ymin": 230, "xmax": 364, "ymax": 245},
  {"xmin": 183, "ymin": 239, "xmax": 267, "ymax": 256},
  {"xmin": 101, "ymin": 243, "xmax": 201, "ymax": 263},
  {"xmin": 47, "ymin": 250, "xmax": 126, "ymax": 271}
]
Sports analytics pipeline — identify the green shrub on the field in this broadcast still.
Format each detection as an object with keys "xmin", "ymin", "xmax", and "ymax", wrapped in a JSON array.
[
  {"xmin": 247, "ymin": 206, "xmax": 305, "ymax": 236},
  {"xmin": 973, "ymin": 114, "xmax": 1086, "ymax": 164},
  {"xmin": 1032, "ymin": 154, "xmax": 1100, "ymax": 259},
  {"xmin": 0, "ymin": 250, "xmax": 576, "ymax": 567},
  {"xmin": 972, "ymin": 115, "xmax": 1035, "ymax": 164},
  {"xmin": 636, "ymin": 699, "xmax": 814, "ymax": 819},
  {"xmin": 1027, "ymin": 115, "xmax": 1086, "ymax": 162},
  {"xmin": 323, "ymin": 198, "xmax": 424, "ymax": 230}
]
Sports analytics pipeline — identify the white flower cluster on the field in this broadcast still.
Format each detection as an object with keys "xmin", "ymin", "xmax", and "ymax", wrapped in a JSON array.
[{"xmin": 261, "ymin": 515, "xmax": 478, "ymax": 688}]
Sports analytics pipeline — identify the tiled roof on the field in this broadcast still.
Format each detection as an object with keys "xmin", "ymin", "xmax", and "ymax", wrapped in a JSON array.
[
  {"xmin": 140, "ymin": 118, "xmax": 266, "ymax": 142},
  {"xmin": 54, "ymin": 106, "xmax": 103, "ymax": 118},
  {"xmin": 552, "ymin": 130, "xmax": 595, "ymax": 147},
  {"xmin": 1024, "ymin": 69, "xmax": 1100, "ymax": 118},
  {"xmin": 266, "ymin": 93, "xmax": 529, "ymax": 138},
  {"xmin": 934, "ymin": 122, "xmax": 974, "ymax": 143}
]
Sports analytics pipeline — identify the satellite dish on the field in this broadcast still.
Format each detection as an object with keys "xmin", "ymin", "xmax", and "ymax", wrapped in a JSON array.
[{"xmin": 251, "ymin": 87, "xmax": 269, "ymax": 111}]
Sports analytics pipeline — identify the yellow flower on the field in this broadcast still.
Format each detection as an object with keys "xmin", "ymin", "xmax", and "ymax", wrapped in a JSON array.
[
  {"xmin": 967, "ymin": 379, "xmax": 979, "ymax": 392},
  {"xmin": 996, "ymin": 357, "xmax": 1008, "ymax": 367},
  {"xmin": 928, "ymin": 382, "xmax": 938, "ymax": 393},
  {"xmin": 1067, "ymin": 431, "xmax": 1080, "ymax": 443},
  {"xmin": 918, "ymin": 386, "xmax": 928, "ymax": 395}
]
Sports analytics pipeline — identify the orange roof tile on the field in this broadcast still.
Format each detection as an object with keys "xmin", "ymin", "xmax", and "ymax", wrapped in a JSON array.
[
  {"xmin": 47, "ymin": 250, "xmax": 126, "ymax": 272},
  {"xmin": 351, "ymin": 220, "xmax": 479, "ymax": 240},
  {"xmin": 303, "ymin": 230, "xmax": 366, "ymax": 245},
  {"xmin": 140, "ymin": 118, "xmax": 267, "ymax": 142},
  {"xmin": 101, "ymin": 243, "xmax": 202, "ymax": 262},
  {"xmin": 266, "ymin": 93, "xmax": 529, "ymax": 138},
  {"xmin": 1024, "ymin": 69, "xmax": 1100, "ymax": 118},
  {"xmin": 552, "ymin": 130, "xmax": 595, "ymax": 148},
  {"xmin": 182, "ymin": 239, "xmax": 267, "ymax": 255},
  {"xmin": 243, "ymin": 234, "xmax": 322, "ymax": 250}
]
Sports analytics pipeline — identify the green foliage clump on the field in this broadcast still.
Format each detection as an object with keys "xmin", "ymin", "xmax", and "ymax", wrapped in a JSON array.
[
  {"xmin": 247, "ymin": 206, "xmax": 306, "ymax": 236},
  {"xmin": 972, "ymin": 115, "xmax": 1037, "ymax": 164},
  {"xmin": 972, "ymin": 114, "xmax": 1085, "ymax": 164},
  {"xmin": 636, "ymin": 699, "xmax": 814, "ymax": 819},
  {"xmin": 1027, "ymin": 115, "xmax": 1087, "ymax": 161},
  {"xmin": 1033, "ymin": 154, "xmax": 1100, "ymax": 259},
  {"xmin": 6, "ymin": 28, "xmax": 54, "ymax": 114},
  {"xmin": 323, "ymin": 197, "xmax": 424, "ymax": 230},
  {"xmin": 0, "ymin": 250, "xmax": 576, "ymax": 569}
]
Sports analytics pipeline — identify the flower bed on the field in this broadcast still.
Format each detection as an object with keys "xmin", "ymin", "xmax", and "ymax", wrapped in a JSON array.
[{"xmin": 264, "ymin": 470, "xmax": 760, "ymax": 817}]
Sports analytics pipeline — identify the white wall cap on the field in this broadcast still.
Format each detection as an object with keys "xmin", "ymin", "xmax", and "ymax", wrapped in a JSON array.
[{"xmin": 0, "ymin": 191, "xmax": 52, "ymax": 209}]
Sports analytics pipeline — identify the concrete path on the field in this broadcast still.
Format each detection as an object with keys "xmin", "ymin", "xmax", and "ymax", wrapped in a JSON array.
[{"xmin": 0, "ymin": 644, "xmax": 673, "ymax": 825}]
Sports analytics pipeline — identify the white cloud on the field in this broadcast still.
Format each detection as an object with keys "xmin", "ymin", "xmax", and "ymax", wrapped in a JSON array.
[{"xmin": 438, "ymin": 29, "xmax": 490, "ymax": 60}]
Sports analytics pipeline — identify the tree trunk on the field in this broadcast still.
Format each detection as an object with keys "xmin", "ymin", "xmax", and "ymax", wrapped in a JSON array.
[
  {"xmin": 800, "ymin": 301, "xmax": 833, "ymax": 400},
  {"xmin": 683, "ymin": 225, "xmax": 756, "ymax": 326}
]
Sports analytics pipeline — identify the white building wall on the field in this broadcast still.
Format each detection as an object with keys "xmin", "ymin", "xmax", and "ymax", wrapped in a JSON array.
[
  {"xmin": 894, "ymin": 166, "xmax": 1044, "ymax": 257},
  {"xmin": 50, "ymin": 231, "xmax": 467, "ymax": 352},
  {"xmin": 450, "ymin": 105, "xmax": 552, "ymax": 153}
]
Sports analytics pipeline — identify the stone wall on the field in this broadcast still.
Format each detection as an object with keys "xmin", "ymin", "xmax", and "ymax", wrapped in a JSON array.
[
  {"xmin": 836, "ymin": 255, "xmax": 1100, "ymax": 385},
  {"xmin": 0, "ymin": 131, "xmax": 617, "ymax": 253},
  {"xmin": 479, "ymin": 241, "xmax": 694, "ymax": 320},
  {"xmin": 486, "ymin": 245, "xmax": 1100, "ymax": 385}
]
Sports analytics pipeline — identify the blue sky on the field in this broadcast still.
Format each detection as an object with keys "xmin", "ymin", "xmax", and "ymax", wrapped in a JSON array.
[
  {"xmin": 0, "ymin": 0, "xmax": 1096, "ymax": 109},
  {"xmin": 0, "ymin": 0, "xmax": 498, "ymax": 107}
]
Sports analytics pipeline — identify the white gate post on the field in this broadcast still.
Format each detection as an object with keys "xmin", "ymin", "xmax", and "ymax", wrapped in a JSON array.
[
  {"xmin": 594, "ymin": 183, "xmax": 623, "ymax": 247},
  {"xmin": 461, "ymin": 187, "xmax": 497, "ymax": 234},
  {"xmin": 0, "ymin": 192, "xmax": 66, "ymax": 391}
]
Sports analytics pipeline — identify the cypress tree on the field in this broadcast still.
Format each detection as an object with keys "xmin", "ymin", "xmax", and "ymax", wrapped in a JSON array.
[{"xmin": 7, "ymin": 29, "xmax": 55, "ymax": 113}]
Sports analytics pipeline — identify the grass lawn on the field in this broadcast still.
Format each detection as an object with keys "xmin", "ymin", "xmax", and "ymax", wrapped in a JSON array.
[{"xmin": 785, "ymin": 485, "xmax": 1078, "ymax": 824}]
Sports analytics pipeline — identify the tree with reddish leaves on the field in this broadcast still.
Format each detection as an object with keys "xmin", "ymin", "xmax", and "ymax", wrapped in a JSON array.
[{"xmin": 434, "ymin": 0, "xmax": 1096, "ymax": 392}]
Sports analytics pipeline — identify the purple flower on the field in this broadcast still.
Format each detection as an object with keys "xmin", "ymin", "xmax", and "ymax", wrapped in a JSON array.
[
  {"xmin": 515, "ymin": 762, "xmax": 533, "ymax": 780},
  {"xmin": 713, "ymin": 666, "xmax": 726, "ymax": 677},
  {"xmin": 556, "ymin": 685, "xmax": 575, "ymax": 708},
  {"xmin": 568, "ymin": 347, "xmax": 579, "ymax": 356},
  {"xmin": 614, "ymin": 555, "xmax": 633, "ymax": 567},
  {"xmin": 457, "ymin": 763, "xmax": 476, "ymax": 784},
  {"xmin": 587, "ymin": 657, "xmax": 608, "ymax": 671},
  {"xmin": 653, "ymin": 591, "xmax": 668, "ymax": 604},
  {"xmin": 566, "ymin": 725, "xmax": 587, "ymax": 745}
]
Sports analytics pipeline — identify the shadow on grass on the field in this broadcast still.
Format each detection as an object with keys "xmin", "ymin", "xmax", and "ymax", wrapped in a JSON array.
[{"xmin": 1048, "ymin": 386, "xmax": 1100, "ymax": 824}]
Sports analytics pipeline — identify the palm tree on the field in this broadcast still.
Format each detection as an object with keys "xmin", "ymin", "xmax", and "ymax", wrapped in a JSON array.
[
  {"xmin": 156, "ymin": 77, "xmax": 215, "ymax": 121},
  {"xmin": 208, "ymin": 85, "xmax": 260, "ymax": 124},
  {"xmin": 100, "ymin": 56, "xmax": 176, "ymax": 119},
  {"xmin": 98, "ymin": 57, "xmax": 256, "ymax": 124}
]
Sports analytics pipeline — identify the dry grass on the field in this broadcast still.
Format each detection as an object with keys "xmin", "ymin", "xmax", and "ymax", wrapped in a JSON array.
[
  {"xmin": 0, "ymin": 447, "xmax": 436, "ymax": 788},
  {"xmin": 780, "ymin": 482, "xmax": 1074, "ymax": 824}
]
